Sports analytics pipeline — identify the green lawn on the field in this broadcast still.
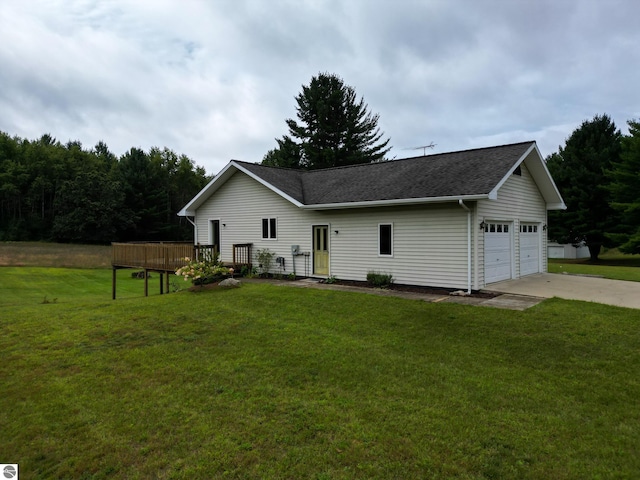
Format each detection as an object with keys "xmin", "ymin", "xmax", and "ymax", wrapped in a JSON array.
[
  {"xmin": 0, "ymin": 267, "xmax": 184, "ymax": 306},
  {"xmin": 549, "ymin": 250, "xmax": 640, "ymax": 282},
  {"xmin": 1, "ymin": 270, "xmax": 639, "ymax": 479}
]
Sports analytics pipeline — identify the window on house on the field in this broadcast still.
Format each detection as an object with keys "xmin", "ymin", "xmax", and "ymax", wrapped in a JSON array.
[
  {"xmin": 379, "ymin": 223, "xmax": 393, "ymax": 256},
  {"xmin": 262, "ymin": 218, "xmax": 277, "ymax": 239}
]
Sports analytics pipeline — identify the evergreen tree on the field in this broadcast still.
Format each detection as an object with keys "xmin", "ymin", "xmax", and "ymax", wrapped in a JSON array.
[
  {"xmin": 607, "ymin": 120, "xmax": 640, "ymax": 253},
  {"xmin": 263, "ymin": 73, "xmax": 391, "ymax": 169},
  {"xmin": 546, "ymin": 114, "xmax": 622, "ymax": 260}
]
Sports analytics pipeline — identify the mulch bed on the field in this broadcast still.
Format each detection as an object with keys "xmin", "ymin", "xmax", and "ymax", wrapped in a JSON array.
[{"xmin": 329, "ymin": 279, "xmax": 499, "ymax": 299}]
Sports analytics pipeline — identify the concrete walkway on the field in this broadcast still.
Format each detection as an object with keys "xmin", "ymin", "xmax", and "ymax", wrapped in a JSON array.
[{"xmin": 486, "ymin": 273, "xmax": 640, "ymax": 309}]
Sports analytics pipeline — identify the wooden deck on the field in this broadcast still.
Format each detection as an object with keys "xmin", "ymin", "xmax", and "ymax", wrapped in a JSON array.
[
  {"xmin": 111, "ymin": 242, "xmax": 253, "ymax": 299},
  {"xmin": 111, "ymin": 242, "xmax": 216, "ymax": 299},
  {"xmin": 111, "ymin": 242, "xmax": 215, "ymax": 271}
]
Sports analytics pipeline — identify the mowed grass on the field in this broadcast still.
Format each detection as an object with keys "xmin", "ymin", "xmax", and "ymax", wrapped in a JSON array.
[
  {"xmin": 0, "ymin": 242, "xmax": 185, "ymax": 305},
  {"xmin": 0, "ymin": 267, "xmax": 182, "ymax": 306},
  {"xmin": 549, "ymin": 249, "xmax": 640, "ymax": 282},
  {"xmin": 1, "ymin": 273, "xmax": 639, "ymax": 479}
]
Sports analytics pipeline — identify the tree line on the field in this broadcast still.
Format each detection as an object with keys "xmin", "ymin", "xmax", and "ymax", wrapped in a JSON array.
[
  {"xmin": 547, "ymin": 114, "xmax": 640, "ymax": 259},
  {"xmin": 0, "ymin": 132, "xmax": 210, "ymax": 243}
]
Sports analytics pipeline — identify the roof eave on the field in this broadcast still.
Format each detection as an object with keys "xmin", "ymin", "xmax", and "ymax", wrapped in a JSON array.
[
  {"xmin": 176, "ymin": 162, "xmax": 239, "ymax": 217},
  {"xmin": 176, "ymin": 160, "xmax": 305, "ymax": 217},
  {"xmin": 301, "ymin": 194, "xmax": 489, "ymax": 210},
  {"xmin": 547, "ymin": 202, "xmax": 567, "ymax": 210}
]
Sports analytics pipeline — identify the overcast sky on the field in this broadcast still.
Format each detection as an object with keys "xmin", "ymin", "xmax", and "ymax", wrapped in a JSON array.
[{"xmin": 1, "ymin": 0, "xmax": 639, "ymax": 174}]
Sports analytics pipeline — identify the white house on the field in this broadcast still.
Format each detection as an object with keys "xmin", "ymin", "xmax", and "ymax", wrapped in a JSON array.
[{"xmin": 178, "ymin": 141, "xmax": 565, "ymax": 292}]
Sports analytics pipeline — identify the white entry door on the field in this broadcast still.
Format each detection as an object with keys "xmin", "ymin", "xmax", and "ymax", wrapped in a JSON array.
[
  {"xmin": 484, "ymin": 222, "xmax": 512, "ymax": 284},
  {"xmin": 519, "ymin": 224, "xmax": 540, "ymax": 276}
]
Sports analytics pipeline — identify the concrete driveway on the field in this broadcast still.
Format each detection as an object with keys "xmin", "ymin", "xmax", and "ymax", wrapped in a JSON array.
[{"xmin": 486, "ymin": 273, "xmax": 640, "ymax": 309}]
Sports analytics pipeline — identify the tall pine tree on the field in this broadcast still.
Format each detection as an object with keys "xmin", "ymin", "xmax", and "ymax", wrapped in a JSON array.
[{"xmin": 263, "ymin": 73, "xmax": 391, "ymax": 169}]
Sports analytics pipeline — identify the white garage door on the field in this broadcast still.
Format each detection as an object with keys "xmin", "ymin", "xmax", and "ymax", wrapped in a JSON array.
[
  {"xmin": 520, "ymin": 224, "xmax": 540, "ymax": 276},
  {"xmin": 484, "ymin": 222, "xmax": 512, "ymax": 284}
]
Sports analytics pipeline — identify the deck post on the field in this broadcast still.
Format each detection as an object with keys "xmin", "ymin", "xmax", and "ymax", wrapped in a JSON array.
[
  {"xmin": 160, "ymin": 273, "xmax": 164, "ymax": 295},
  {"xmin": 166, "ymin": 270, "xmax": 170, "ymax": 294},
  {"xmin": 112, "ymin": 267, "xmax": 117, "ymax": 300},
  {"xmin": 144, "ymin": 269, "xmax": 149, "ymax": 297}
]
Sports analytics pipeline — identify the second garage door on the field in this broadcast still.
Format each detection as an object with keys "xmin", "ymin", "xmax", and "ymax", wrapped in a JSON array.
[
  {"xmin": 519, "ymin": 224, "xmax": 540, "ymax": 276},
  {"xmin": 484, "ymin": 222, "xmax": 512, "ymax": 284}
]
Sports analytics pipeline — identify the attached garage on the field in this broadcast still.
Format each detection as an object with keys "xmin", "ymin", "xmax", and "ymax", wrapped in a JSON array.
[
  {"xmin": 519, "ymin": 224, "xmax": 540, "ymax": 276},
  {"xmin": 484, "ymin": 222, "xmax": 512, "ymax": 284}
]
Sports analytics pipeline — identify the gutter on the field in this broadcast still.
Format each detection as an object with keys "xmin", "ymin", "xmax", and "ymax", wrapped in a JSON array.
[
  {"xmin": 185, "ymin": 216, "xmax": 198, "ymax": 244},
  {"xmin": 458, "ymin": 199, "xmax": 472, "ymax": 295}
]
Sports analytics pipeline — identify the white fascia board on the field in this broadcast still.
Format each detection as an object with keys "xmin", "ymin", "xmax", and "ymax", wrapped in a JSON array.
[
  {"xmin": 487, "ymin": 142, "xmax": 566, "ymax": 209},
  {"xmin": 529, "ymin": 143, "xmax": 566, "ymax": 208},
  {"xmin": 487, "ymin": 142, "xmax": 537, "ymax": 200},
  {"xmin": 301, "ymin": 194, "xmax": 489, "ymax": 210},
  {"xmin": 232, "ymin": 162, "xmax": 305, "ymax": 208},
  {"xmin": 547, "ymin": 202, "xmax": 567, "ymax": 210}
]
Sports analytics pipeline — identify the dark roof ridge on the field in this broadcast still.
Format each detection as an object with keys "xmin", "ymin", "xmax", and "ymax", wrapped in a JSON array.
[{"xmin": 232, "ymin": 140, "xmax": 535, "ymax": 174}]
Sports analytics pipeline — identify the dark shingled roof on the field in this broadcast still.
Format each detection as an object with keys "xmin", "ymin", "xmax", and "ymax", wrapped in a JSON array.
[{"xmin": 237, "ymin": 141, "xmax": 535, "ymax": 205}]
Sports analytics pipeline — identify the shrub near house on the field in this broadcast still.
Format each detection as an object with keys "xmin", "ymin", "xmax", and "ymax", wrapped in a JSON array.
[{"xmin": 175, "ymin": 256, "xmax": 231, "ymax": 285}]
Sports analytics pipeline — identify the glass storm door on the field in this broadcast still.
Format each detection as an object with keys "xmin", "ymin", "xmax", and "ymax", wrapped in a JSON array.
[{"xmin": 313, "ymin": 225, "xmax": 329, "ymax": 275}]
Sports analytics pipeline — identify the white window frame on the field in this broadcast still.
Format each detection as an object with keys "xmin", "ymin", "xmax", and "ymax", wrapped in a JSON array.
[
  {"xmin": 261, "ymin": 217, "xmax": 277, "ymax": 240},
  {"xmin": 378, "ymin": 223, "xmax": 393, "ymax": 257}
]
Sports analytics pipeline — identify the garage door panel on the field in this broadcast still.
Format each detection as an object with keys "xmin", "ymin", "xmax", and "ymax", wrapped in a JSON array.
[
  {"xmin": 520, "ymin": 224, "xmax": 540, "ymax": 276},
  {"xmin": 484, "ymin": 223, "xmax": 512, "ymax": 284}
]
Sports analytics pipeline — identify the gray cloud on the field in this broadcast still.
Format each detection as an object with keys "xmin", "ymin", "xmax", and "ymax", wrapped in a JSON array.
[{"xmin": 1, "ymin": 0, "xmax": 638, "ymax": 174}]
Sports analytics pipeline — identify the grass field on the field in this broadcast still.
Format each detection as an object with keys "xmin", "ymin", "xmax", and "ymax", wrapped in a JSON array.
[
  {"xmin": 0, "ymin": 242, "xmax": 185, "ymax": 304},
  {"xmin": 2, "ymin": 269, "xmax": 640, "ymax": 478},
  {"xmin": 0, "ymin": 241, "xmax": 112, "ymax": 268},
  {"xmin": 549, "ymin": 249, "xmax": 640, "ymax": 282}
]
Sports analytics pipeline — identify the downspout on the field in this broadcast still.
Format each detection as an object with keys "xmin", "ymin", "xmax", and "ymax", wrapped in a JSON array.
[
  {"xmin": 458, "ymin": 199, "xmax": 472, "ymax": 295},
  {"xmin": 186, "ymin": 216, "xmax": 198, "ymax": 244}
]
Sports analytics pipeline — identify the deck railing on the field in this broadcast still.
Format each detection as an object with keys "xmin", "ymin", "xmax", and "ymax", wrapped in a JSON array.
[
  {"xmin": 111, "ymin": 242, "xmax": 217, "ymax": 271},
  {"xmin": 232, "ymin": 243, "xmax": 253, "ymax": 270}
]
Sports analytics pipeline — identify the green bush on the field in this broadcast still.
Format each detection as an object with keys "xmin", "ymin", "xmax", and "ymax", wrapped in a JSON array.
[
  {"xmin": 256, "ymin": 248, "xmax": 275, "ymax": 276},
  {"xmin": 366, "ymin": 271, "xmax": 394, "ymax": 288}
]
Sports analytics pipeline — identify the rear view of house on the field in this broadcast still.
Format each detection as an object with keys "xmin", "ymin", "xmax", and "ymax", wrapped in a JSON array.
[{"xmin": 178, "ymin": 141, "xmax": 565, "ymax": 291}]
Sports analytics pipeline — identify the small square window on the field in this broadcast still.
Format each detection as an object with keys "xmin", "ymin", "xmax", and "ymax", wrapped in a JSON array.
[{"xmin": 262, "ymin": 218, "xmax": 277, "ymax": 239}]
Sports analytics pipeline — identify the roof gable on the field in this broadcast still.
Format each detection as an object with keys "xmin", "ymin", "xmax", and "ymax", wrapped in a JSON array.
[{"xmin": 178, "ymin": 141, "xmax": 565, "ymax": 215}]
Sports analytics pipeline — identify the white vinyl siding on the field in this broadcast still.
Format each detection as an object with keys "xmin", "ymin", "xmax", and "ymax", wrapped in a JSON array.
[
  {"xmin": 328, "ymin": 204, "xmax": 470, "ymax": 289},
  {"xmin": 195, "ymin": 172, "xmax": 472, "ymax": 288},
  {"xmin": 195, "ymin": 172, "xmax": 315, "ymax": 268},
  {"xmin": 477, "ymin": 157, "xmax": 548, "ymax": 288}
]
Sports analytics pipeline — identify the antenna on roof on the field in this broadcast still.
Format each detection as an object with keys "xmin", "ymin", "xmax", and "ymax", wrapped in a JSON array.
[{"xmin": 404, "ymin": 142, "xmax": 436, "ymax": 155}]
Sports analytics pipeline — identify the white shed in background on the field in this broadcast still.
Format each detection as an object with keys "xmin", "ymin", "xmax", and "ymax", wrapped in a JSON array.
[{"xmin": 548, "ymin": 242, "xmax": 590, "ymax": 259}]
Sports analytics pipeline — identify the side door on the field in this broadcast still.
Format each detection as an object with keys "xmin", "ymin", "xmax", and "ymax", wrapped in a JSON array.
[{"xmin": 313, "ymin": 225, "xmax": 329, "ymax": 276}]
